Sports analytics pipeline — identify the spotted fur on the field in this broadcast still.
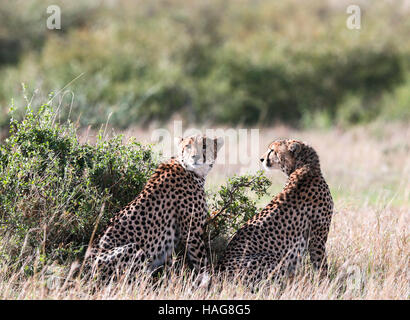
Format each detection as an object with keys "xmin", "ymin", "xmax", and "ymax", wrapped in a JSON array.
[
  {"xmin": 86, "ymin": 134, "xmax": 223, "ymax": 284},
  {"xmin": 218, "ymin": 139, "xmax": 333, "ymax": 284}
]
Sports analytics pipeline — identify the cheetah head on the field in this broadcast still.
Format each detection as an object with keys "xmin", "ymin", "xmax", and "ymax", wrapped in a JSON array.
[
  {"xmin": 175, "ymin": 134, "xmax": 224, "ymax": 178},
  {"xmin": 260, "ymin": 139, "xmax": 318, "ymax": 176}
]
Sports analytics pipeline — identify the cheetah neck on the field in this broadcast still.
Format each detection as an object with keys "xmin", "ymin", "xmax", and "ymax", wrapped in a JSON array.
[
  {"xmin": 284, "ymin": 148, "xmax": 321, "ymax": 176},
  {"xmin": 174, "ymin": 157, "xmax": 210, "ymax": 180},
  {"xmin": 283, "ymin": 164, "xmax": 324, "ymax": 195},
  {"xmin": 170, "ymin": 159, "xmax": 206, "ymax": 183}
]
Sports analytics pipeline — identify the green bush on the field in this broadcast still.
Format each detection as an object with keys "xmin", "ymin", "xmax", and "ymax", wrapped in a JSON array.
[
  {"xmin": 214, "ymin": 48, "xmax": 404, "ymax": 126},
  {"xmin": 377, "ymin": 75, "xmax": 410, "ymax": 122},
  {"xmin": 0, "ymin": 0, "xmax": 100, "ymax": 65},
  {"xmin": 207, "ymin": 171, "xmax": 272, "ymax": 259},
  {"xmin": 0, "ymin": 102, "xmax": 157, "ymax": 265}
]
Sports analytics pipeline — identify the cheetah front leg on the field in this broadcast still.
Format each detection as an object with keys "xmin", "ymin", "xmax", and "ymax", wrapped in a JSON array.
[
  {"xmin": 183, "ymin": 229, "xmax": 211, "ymax": 288},
  {"xmin": 307, "ymin": 229, "xmax": 330, "ymax": 276},
  {"xmin": 178, "ymin": 209, "xmax": 211, "ymax": 288}
]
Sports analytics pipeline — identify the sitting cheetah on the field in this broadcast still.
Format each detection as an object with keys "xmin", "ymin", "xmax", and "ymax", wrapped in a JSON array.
[
  {"xmin": 86, "ymin": 134, "xmax": 224, "ymax": 284},
  {"xmin": 218, "ymin": 139, "xmax": 333, "ymax": 284}
]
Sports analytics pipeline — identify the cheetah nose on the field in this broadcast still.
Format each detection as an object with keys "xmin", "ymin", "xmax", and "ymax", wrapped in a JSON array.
[
  {"xmin": 260, "ymin": 158, "xmax": 264, "ymax": 162},
  {"xmin": 192, "ymin": 155, "xmax": 200, "ymax": 161}
]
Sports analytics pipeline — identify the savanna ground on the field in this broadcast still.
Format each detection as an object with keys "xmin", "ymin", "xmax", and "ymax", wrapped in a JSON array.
[{"xmin": 1, "ymin": 121, "xmax": 408, "ymax": 299}]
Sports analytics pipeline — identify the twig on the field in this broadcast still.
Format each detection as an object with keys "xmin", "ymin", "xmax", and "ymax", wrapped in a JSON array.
[
  {"xmin": 207, "ymin": 177, "xmax": 257, "ymax": 225},
  {"xmin": 78, "ymin": 202, "xmax": 105, "ymax": 278}
]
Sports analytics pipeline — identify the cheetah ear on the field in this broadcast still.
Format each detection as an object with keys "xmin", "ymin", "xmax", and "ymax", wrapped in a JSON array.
[
  {"xmin": 214, "ymin": 137, "xmax": 224, "ymax": 151},
  {"xmin": 289, "ymin": 141, "xmax": 301, "ymax": 156}
]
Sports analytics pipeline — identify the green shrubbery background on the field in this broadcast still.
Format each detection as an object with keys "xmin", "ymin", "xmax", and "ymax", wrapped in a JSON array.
[
  {"xmin": 0, "ymin": 103, "xmax": 156, "ymax": 265},
  {"xmin": 0, "ymin": 0, "xmax": 409, "ymax": 129}
]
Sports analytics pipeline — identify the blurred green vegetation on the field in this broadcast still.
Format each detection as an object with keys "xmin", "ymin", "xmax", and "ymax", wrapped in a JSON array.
[{"xmin": 0, "ymin": 0, "xmax": 409, "ymax": 129}]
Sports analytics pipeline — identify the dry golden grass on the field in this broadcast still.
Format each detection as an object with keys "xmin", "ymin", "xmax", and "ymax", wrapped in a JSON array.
[{"xmin": 1, "ymin": 122, "xmax": 409, "ymax": 299}]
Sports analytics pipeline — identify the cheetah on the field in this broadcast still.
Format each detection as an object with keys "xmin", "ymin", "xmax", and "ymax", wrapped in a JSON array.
[
  {"xmin": 218, "ymin": 139, "xmax": 333, "ymax": 284},
  {"xmin": 85, "ymin": 134, "xmax": 224, "ymax": 285}
]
